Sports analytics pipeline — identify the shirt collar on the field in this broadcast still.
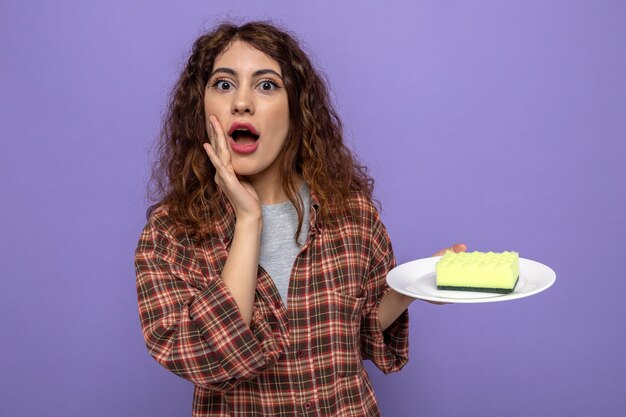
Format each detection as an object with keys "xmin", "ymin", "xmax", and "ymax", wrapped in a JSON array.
[
  {"xmin": 309, "ymin": 192, "xmax": 322, "ymax": 235},
  {"xmin": 211, "ymin": 184, "xmax": 323, "ymax": 246}
]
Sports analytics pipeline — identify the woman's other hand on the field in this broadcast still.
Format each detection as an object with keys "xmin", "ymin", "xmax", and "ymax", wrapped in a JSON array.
[
  {"xmin": 203, "ymin": 115, "xmax": 262, "ymax": 221},
  {"xmin": 433, "ymin": 243, "xmax": 467, "ymax": 257}
]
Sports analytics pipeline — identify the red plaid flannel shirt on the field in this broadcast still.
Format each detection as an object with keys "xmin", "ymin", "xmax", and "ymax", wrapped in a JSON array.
[{"xmin": 135, "ymin": 191, "xmax": 409, "ymax": 416}]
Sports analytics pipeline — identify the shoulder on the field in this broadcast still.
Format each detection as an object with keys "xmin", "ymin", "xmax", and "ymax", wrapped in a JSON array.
[
  {"xmin": 340, "ymin": 191, "xmax": 381, "ymax": 223},
  {"xmin": 141, "ymin": 204, "xmax": 195, "ymax": 249},
  {"xmin": 146, "ymin": 204, "xmax": 177, "ymax": 235},
  {"xmin": 326, "ymin": 191, "xmax": 383, "ymax": 238},
  {"xmin": 135, "ymin": 205, "xmax": 208, "ymax": 285}
]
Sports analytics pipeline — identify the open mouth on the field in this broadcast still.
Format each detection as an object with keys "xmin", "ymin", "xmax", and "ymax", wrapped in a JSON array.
[
  {"xmin": 227, "ymin": 122, "xmax": 261, "ymax": 154},
  {"xmin": 228, "ymin": 122, "xmax": 260, "ymax": 146},
  {"xmin": 231, "ymin": 128, "xmax": 260, "ymax": 145}
]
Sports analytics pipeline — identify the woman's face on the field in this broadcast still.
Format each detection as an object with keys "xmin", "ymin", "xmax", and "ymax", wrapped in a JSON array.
[{"xmin": 204, "ymin": 40, "xmax": 290, "ymax": 182}]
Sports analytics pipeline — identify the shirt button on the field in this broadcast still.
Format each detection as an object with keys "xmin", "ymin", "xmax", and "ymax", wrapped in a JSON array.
[
  {"xmin": 297, "ymin": 349, "xmax": 305, "ymax": 358},
  {"xmin": 304, "ymin": 402, "xmax": 312, "ymax": 410},
  {"xmin": 274, "ymin": 300, "xmax": 281, "ymax": 309}
]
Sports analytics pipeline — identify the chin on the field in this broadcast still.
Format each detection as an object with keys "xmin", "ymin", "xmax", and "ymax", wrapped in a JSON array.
[{"xmin": 232, "ymin": 162, "xmax": 264, "ymax": 178}]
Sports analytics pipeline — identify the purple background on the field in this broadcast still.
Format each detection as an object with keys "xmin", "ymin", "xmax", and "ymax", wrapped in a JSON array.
[{"xmin": 2, "ymin": 1, "xmax": 625, "ymax": 416}]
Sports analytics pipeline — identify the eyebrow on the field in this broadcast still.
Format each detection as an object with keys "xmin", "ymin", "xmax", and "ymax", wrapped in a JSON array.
[{"xmin": 210, "ymin": 67, "xmax": 283, "ymax": 79}]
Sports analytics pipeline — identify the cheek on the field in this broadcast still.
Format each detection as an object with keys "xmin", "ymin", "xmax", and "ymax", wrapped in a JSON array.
[
  {"xmin": 274, "ymin": 102, "xmax": 290, "ymax": 136},
  {"xmin": 270, "ymin": 114, "xmax": 290, "ymax": 147},
  {"xmin": 203, "ymin": 96, "xmax": 216, "ymax": 116},
  {"xmin": 203, "ymin": 93, "xmax": 229, "ymax": 115},
  {"xmin": 203, "ymin": 97, "xmax": 228, "ymax": 131}
]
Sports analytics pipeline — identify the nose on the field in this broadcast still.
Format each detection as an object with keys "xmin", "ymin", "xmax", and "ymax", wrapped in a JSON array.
[{"xmin": 231, "ymin": 88, "xmax": 254, "ymax": 115}]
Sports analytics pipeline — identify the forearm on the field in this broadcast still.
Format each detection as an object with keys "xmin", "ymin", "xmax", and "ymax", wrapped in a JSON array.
[
  {"xmin": 221, "ymin": 216, "xmax": 262, "ymax": 326},
  {"xmin": 378, "ymin": 289, "xmax": 415, "ymax": 331}
]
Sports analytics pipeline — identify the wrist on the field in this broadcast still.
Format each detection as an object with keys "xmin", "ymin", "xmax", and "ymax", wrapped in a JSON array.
[
  {"xmin": 235, "ymin": 214, "xmax": 263, "ymax": 234},
  {"xmin": 388, "ymin": 289, "xmax": 415, "ymax": 307}
]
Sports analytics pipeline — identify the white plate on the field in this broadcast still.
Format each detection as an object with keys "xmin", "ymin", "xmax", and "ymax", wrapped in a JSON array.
[{"xmin": 386, "ymin": 256, "xmax": 556, "ymax": 304}]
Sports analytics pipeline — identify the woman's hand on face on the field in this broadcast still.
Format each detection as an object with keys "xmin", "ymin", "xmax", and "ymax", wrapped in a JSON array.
[
  {"xmin": 433, "ymin": 243, "xmax": 467, "ymax": 256},
  {"xmin": 203, "ymin": 115, "xmax": 262, "ymax": 222}
]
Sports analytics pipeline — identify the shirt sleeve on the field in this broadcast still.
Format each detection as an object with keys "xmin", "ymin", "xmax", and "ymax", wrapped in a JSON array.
[
  {"xmin": 359, "ymin": 204, "xmax": 410, "ymax": 374},
  {"xmin": 134, "ymin": 211, "xmax": 283, "ymax": 391}
]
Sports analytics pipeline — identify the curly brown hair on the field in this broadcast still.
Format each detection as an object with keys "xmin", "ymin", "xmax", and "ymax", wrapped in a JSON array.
[{"xmin": 148, "ymin": 21, "xmax": 374, "ymax": 240}]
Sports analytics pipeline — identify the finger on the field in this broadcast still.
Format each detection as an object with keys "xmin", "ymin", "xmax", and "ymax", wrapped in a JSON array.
[
  {"xmin": 433, "ymin": 243, "xmax": 466, "ymax": 257},
  {"xmin": 203, "ymin": 142, "xmax": 223, "ymax": 171},
  {"xmin": 425, "ymin": 300, "xmax": 448, "ymax": 305},
  {"xmin": 207, "ymin": 115, "xmax": 217, "ymax": 150},
  {"xmin": 204, "ymin": 144, "xmax": 234, "ymax": 185},
  {"xmin": 209, "ymin": 115, "xmax": 230, "ymax": 165},
  {"xmin": 210, "ymin": 116, "xmax": 231, "ymax": 163},
  {"xmin": 453, "ymin": 243, "xmax": 468, "ymax": 253},
  {"xmin": 203, "ymin": 142, "xmax": 215, "ymax": 160},
  {"xmin": 204, "ymin": 144, "xmax": 232, "ymax": 194},
  {"xmin": 204, "ymin": 141, "xmax": 241, "ymax": 190},
  {"xmin": 209, "ymin": 115, "xmax": 230, "ymax": 166}
]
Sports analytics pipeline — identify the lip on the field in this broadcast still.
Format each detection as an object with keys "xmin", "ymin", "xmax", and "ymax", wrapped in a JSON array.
[
  {"xmin": 228, "ymin": 121, "xmax": 260, "ymax": 155},
  {"xmin": 229, "ymin": 137, "xmax": 259, "ymax": 154},
  {"xmin": 228, "ymin": 122, "xmax": 259, "ymax": 136}
]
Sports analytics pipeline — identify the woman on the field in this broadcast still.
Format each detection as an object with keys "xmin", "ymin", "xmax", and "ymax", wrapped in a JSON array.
[{"xmin": 135, "ymin": 21, "xmax": 465, "ymax": 416}]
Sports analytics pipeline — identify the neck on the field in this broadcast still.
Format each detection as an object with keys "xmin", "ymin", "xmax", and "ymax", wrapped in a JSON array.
[
  {"xmin": 249, "ymin": 176, "xmax": 287, "ymax": 204},
  {"xmin": 245, "ymin": 168, "xmax": 302, "ymax": 205}
]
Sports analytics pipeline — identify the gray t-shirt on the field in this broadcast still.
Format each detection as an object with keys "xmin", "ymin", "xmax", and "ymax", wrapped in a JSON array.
[{"xmin": 259, "ymin": 184, "xmax": 310, "ymax": 308}]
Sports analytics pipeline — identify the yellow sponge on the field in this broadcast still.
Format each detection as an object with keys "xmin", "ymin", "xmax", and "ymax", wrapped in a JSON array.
[{"xmin": 436, "ymin": 251, "xmax": 519, "ymax": 294}]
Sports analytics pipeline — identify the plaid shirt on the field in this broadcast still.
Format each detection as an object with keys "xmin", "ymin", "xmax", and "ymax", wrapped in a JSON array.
[{"xmin": 135, "ymin": 191, "xmax": 409, "ymax": 416}]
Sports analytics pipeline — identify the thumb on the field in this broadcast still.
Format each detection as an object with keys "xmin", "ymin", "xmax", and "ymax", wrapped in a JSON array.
[{"xmin": 453, "ymin": 243, "xmax": 468, "ymax": 253}]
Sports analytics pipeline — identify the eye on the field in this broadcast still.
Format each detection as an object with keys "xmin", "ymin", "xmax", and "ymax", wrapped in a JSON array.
[
  {"xmin": 212, "ymin": 79, "xmax": 234, "ymax": 90},
  {"xmin": 258, "ymin": 79, "xmax": 279, "ymax": 91}
]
